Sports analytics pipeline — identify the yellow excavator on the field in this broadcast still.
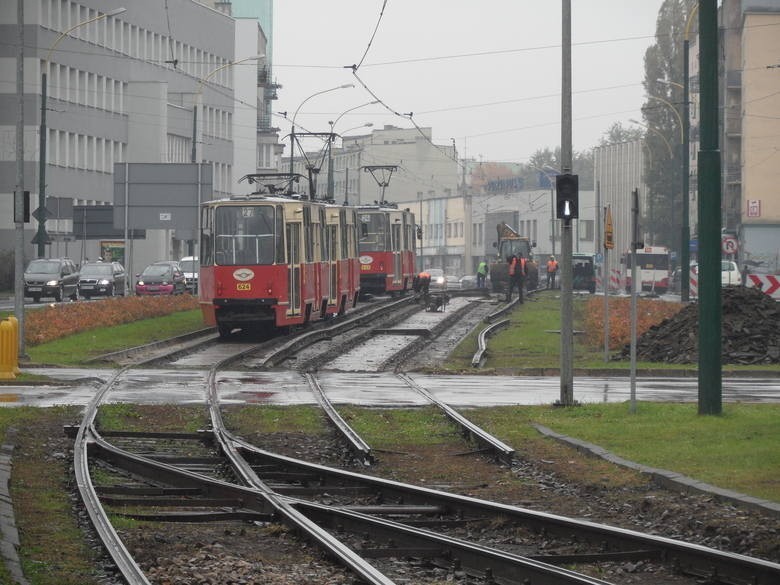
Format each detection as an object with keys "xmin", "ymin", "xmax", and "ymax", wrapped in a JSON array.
[{"xmin": 488, "ymin": 222, "xmax": 539, "ymax": 293}]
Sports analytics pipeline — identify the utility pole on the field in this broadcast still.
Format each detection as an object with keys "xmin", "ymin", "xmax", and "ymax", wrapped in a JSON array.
[
  {"xmin": 37, "ymin": 67, "xmax": 48, "ymax": 257},
  {"xmin": 14, "ymin": 0, "xmax": 26, "ymax": 356},
  {"xmin": 559, "ymin": 0, "xmax": 574, "ymax": 406},
  {"xmin": 697, "ymin": 0, "xmax": 722, "ymax": 414}
]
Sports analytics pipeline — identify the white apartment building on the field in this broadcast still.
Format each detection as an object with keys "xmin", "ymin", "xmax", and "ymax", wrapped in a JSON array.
[{"xmin": 1, "ymin": 0, "xmax": 277, "ymax": 277}]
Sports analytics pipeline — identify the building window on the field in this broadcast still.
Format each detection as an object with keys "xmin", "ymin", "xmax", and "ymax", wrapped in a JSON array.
[{"xmin": 579, "ymin": 219, "xmax": 594, "ymax": 241}]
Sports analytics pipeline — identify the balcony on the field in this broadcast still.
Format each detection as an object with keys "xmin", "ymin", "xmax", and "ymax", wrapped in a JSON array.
[
  {"xmin": 725, "ymin": 163, "xmax": 741, "ymax": 184},
  {"xmin": 725, "ymin": 113, "xmax": 742, "ymax": 136},
  {"xmin": 726, "ymin": 69, "xmax": 742, "ymax": 89}
]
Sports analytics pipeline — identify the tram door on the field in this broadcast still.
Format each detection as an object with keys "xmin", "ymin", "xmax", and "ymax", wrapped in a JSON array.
[
  {"xmin": 391, "ymin": 217, "xmax": 402, "ymax": 287},
  {"xmin": 286, "ymin": 222, "xmax": 301, "ymax": 316},
  {"xmin": 329, "ymin": 211, "xmax": 343, "ymax": 304}
]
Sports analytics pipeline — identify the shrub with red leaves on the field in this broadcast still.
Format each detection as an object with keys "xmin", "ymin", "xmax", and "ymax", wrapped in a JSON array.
[
  {"xmin": 582, "ymin": 296, "xmax": 684, "ymax": 350},
  {"xmin": 25, "ymin": 295, "xmax": 199, "ymax": 346}
]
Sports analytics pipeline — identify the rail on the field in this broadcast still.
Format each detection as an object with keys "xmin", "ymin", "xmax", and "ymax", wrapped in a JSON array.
[
  {"xmin": 397, "ymin": 373, "xmax": 516, "ymax": 464},
  {"xmin": 471, "ymin": 318, "xmax": 510, "ymax": 368}
]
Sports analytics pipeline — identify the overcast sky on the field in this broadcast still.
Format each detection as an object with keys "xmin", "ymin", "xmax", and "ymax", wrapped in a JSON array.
[{"xmin": 271, "ymin": 0, "xmax": 666, "ymax": 165}]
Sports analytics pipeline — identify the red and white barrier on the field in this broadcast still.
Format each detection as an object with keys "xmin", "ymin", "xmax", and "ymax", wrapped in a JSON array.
[
  {"xmin": 609, "ymin": 268, "xmax": 622, "ymax": 292},
  {"xmin": 747, "ymin": 274, "xmax": 780, "ymax": 300},
  {"xmin": 689, "ymin": 274, "xmax": 779, "ymax": 300}
]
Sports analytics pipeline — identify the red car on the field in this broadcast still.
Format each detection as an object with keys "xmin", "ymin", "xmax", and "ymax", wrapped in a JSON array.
[{"xmin": 135, "ymin": 263, "xmax": 186, "ymax": 295}]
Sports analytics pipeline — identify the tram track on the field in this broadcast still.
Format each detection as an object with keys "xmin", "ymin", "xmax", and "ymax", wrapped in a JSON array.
[{"xmin": 69, "ymin": 298, "xmax": 780, "ymax": 584}]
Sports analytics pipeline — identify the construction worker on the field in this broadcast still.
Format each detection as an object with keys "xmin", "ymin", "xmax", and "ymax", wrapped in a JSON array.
[
  {"xmin": 413, "ymin": 270, "xmax": 431, "ymax": 294},
  {"xmin": 476, "ymin": 260, "xmax": 489, "ymax": 288},
  {"xmin": 546, "ymin": 255, "xmax": 559, "ymax": 289},
  {"xmin": 506, "ymin": 253, "xmax": 527, "ymax": 303}
]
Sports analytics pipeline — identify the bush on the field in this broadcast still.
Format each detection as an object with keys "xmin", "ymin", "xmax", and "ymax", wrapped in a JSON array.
[
  {"xmin": 25, "ymin": 294, "xmax": 199, "ymax": 346},
  {"xmin": 582, "ymin": 296, "xmax": 683, "ymax": 350}
]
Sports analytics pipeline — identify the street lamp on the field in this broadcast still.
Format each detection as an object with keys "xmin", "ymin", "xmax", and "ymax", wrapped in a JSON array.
[
  {"xmin": 327, "ymin": 100, "xmax": 378, "ymax": 198},
  {"xmin": 330, "ymin": 122, "xmax": 372, "ymax": 203},
  {"xmin": 37, "ymin": 7, "xmax": 126, "ymax": 257},
  {"xmin": 680, "ymin": 3, "xmax": 698, "ymax": 303},
  {"xmin": 289, "ymin": 84, "xmax": 354, "ymax": 194},
  {"xmin": 629, "ymin": 118, "xmax": 673, "ymax": 158},
  {"xmin": 193, "ymin": 54, "xmax": 263, "ymax": 163},
  {"xmin": 643, "ymin": 90, "xmax": 688, "ymax": 297}
]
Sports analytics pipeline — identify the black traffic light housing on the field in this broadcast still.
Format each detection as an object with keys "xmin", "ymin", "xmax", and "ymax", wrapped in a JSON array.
[{"xmin": 555, "ymin": 173, "xmax": 579, "ymax": 222}]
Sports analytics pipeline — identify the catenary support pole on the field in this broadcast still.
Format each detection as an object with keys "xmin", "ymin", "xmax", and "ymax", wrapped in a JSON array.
[{"xmin": 697, "ymin": 0, "xmax": 722, "ymax": 414}]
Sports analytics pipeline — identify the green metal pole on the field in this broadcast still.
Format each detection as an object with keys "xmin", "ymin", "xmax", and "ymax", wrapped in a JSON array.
[{"xmin": 697, "ymin": 0, "xmax": 722, "ymax": 415}]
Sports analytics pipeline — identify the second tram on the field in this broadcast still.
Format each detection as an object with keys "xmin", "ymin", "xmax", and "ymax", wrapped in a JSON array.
[{"xmin": 357, "ymin": 204, "xmax": 417, "ymax": 296}]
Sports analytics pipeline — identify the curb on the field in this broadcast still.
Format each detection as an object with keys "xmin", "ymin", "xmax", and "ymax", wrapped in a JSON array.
[
  {"xmin": 0, "ymin": 429, "xmax": 30, "ymax": 585},
  {"xmin": 533, "ymin": 423, "xmax": 780, "ymax": 518}
]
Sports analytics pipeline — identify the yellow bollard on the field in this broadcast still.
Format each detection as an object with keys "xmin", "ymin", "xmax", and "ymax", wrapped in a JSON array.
[
  {"xmin": 0, "ymin": 319, "xmax": 17, "ymax": 380},
  {"xmin": 6, "ymin": 316, "xmax": 20, "ymax": 375}
]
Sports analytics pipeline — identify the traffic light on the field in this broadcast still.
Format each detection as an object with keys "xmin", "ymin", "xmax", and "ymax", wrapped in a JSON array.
[{"xmin": 555, "ymin": 173, "xmax": 579, "ymax": 222}]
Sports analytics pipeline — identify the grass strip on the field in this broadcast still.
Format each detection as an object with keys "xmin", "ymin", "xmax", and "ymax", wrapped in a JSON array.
[
  {"xmin": 468, "ymin": 402, "xmax": 780, "ymax": 503},
  {"xmin": 443, "ymin": 290, "xmax": 780, "ymax": 373},
  {"xmin": 3, "ymin": 407, "xmax": 102, "ymax": 585},
  {"xmin": 25, "ymin": 309, "xmax": 204, "ymax": 366}
]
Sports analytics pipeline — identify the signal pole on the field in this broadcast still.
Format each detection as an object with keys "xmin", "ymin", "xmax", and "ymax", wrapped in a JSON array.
[{"xmin": 559, "ymin": 0, "xmax": 574, "ymax": 405}]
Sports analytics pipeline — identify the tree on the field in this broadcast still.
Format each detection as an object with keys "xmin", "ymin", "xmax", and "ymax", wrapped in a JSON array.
[
  {"xmin": 598, "ymin": 122, "xmax": 645, "ymax": 147},
  {"xmin": 524, "ymin": 147, "xmax": 593, "ymax": 190},
  {"xmin": 642, "ymin": 0, "xmax": 696, "ymax": 250}
]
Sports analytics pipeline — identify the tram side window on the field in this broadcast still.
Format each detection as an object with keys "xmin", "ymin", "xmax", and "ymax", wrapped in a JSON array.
[
  {"xmin": 339, "ymin": 211, "xmax": 348, "ymax": 260},
  {"xmin": 214, "ymin": 205, "xmax": 278, "ymax": 265},
  {"xmin": 359, "ymin": 213, "xmax": 388, "ymax": 252},
  {"xmin": 201, "ymin": 207, "xmax": 214, "ymax": 265}
]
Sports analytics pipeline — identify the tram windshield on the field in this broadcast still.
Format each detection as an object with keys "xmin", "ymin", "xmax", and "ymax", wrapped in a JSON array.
[
  {"xmin": 214, "ymin": 205, "xmax": 280, "ymax": 265},
  {"xmin": 358, "ymin": 212, "xmax": 389, "ymax": 252}
]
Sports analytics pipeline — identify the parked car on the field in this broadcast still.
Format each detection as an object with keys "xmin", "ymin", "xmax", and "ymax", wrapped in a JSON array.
[
  {"xmin": 721, "ymin": 260, "xmax": 741, "ymax": 286},
  {"xmin": 459, "ymin": 274, "xmax": 478, "ymax": 289},
  {"xmin": 445, "ymin": 274, "xmax": 461, "ymax": 289},
  {"xmin": 78, "ymin": 261, "xmax": 126, "ymax": 298},
  {"xmin": 179, "ymin": 256, "xmax": 199, "ymax": 293},
  {"xmin": 135, "ymin": 262, "xmax": 186, "ymax": 295},
  {"xmin": 23, "ymin": 257, "xmax": 79, "ymax": 302},
  {"xmin": 427, "ymin": 268, "xmax": 447, "ymax": 291}
]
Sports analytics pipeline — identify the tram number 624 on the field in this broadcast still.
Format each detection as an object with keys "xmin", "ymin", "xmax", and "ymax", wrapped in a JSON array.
[{"xmin": 236, "ymin": 282, "xmax": 251, "ymax": 291}]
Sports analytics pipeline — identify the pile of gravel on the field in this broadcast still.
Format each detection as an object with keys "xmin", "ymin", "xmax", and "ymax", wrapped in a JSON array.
[{"xmin": 618, "ymin": 286, "xmax": 779, "ymax": 364}]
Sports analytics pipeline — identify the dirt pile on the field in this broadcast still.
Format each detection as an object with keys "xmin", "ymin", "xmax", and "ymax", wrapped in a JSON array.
[{"xmin": 619, "ymin": 286, "xmax": 779, "ymax": 364}]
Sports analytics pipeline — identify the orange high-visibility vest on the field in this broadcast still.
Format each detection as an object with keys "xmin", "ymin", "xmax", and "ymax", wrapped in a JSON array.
[{"xmin": 547, "ymin": 260, "xmax": 558, "ymax": 273}]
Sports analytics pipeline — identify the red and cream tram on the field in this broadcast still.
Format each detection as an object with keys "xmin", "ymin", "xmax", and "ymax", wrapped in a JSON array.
[
  {"xmin": 357, "ymin": 204, "xmax": 417, "ymax": 296},
  {"xmin": 199, "ymin": 191, "xmax": 360, "ymax": 336}
]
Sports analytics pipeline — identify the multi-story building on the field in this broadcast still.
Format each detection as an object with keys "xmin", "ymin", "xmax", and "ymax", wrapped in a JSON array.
[
  {"xmin": 292, "ymin": 125, "xmax": 459, "ymax": 207},
  {"xmin": 690, "ymin": 0, "xmax": 780, "ymax": 273},
  {"xmin": 1, "ymin": 0, "xmax": 277, "ymax": 277}
]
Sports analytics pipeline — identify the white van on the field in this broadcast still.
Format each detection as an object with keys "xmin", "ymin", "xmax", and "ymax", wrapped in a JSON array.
[{"xmin": 179, "ymin": 256, "xmax": 199, "ymax": 293}]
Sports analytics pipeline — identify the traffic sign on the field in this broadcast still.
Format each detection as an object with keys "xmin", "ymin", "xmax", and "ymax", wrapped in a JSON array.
[
  {"xmin": 31, "ymin": 230, "xmax": 51, "ymax": 245},
  {"xmin": 721, "ymin": 236, "xmax": 738, "ymax": 255},
  {"xmin": 604, "ymin": 206, "xmax": 614, "ymax": 249},
  {"xmin": 31, "ymin": 206, "xmax": 52, "ymax": 222}
]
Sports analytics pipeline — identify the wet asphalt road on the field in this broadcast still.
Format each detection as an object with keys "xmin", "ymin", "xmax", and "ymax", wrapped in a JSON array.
[{"xmin": 2, "ymin": 368, "xmax": 778, "ymax": 408}]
